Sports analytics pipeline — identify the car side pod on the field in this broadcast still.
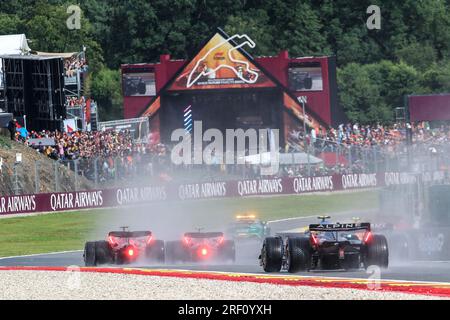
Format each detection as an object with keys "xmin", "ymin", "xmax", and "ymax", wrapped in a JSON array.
[{"xmin": 260, "ymin": 237, "xmax": 283, "ymax": 272}]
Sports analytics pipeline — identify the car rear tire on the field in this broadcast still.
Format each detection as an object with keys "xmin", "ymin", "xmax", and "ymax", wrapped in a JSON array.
[
  {"xmin": 146, "ymin": 240, "xmax": 165, "ymax": 263},
  {"xmin": 365, "ymin": 234, "xmax": 389, "ymax": 269},
  {"xmin": 286, "ymin": 237, "xmax": 311, "ymax": 273},
  {"xmin": 84, "ymin": 241, "xmax": 96, "ymax": 266},
  {"xmin": 94, "ymin": 241, "xmax": 113, "ymax": 265},
  {"xmin": 221, "ymin": 240, "xmax": 236, "ymax": 262},
  {"xmin": 261, "ymin": 237, "xmax": 283, "ymax": 272}
]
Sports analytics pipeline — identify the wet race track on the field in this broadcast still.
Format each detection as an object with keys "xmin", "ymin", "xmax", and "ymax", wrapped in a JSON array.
[{"xmin": 1, "ymin": 214, "xmax": 450, "ymax": 283}]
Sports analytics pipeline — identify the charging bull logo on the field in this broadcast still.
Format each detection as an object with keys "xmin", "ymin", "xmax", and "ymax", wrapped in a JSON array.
[
  {"xmin": 170, "ymin": 33, "xmax": 275, "ymax": 91},
  {"xmin": 186, "ymin": 34, "xmax": 259, "ymax": 88}
]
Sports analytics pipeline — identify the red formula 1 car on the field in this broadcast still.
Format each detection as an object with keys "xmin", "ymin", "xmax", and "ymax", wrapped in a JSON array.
[
  {"xmin": 165, "ymin": 231, "xmax": 235, "ymax": 263},
  {"xmin": 84, "ymin": 227, "xmax": 165, "ymax": 266}
]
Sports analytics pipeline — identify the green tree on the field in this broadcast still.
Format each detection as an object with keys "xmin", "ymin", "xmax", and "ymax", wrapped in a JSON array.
[
  {"xmin": 383, "ymin": 61, "xmax": 421, "ymax": 110},
  {"xmin": 90, "ymin": 68, "xmax": 123, "ymax": 121},
  {"xmin": 395, "ymin": 42, "xmax": 437, "ymax": 71},
  {"xmin": 338, "ymin": 63, "xmax": 390, "ymax": 123},
  {"xmin": 263, "ymin": 0, "xmax": 330, "ymax": 56},
  {"xmin": 0, "ymin": 13, "xmax": 23, "ymax": 35},
  {"xmin": 23, "ymin": 1, "xmax": 104, "ymax": 71},
  {"xmin": 224, "ymin": 9, "xmax": 274, "ymax": 56},
  {"xmin": 421, "ymin": 60, "xmax": 450, "ymax": 93}
]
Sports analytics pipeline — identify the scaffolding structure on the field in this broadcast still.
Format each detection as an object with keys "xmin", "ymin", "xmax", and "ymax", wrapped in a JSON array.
[{"xmin": 0, "ymin": 55, "xmax": 66, "ymax": 131}]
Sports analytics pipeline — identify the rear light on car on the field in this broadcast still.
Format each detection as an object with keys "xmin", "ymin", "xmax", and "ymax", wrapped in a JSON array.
[
  {"xmin": 184, "ymin": 236, "xmax": 191, "ymax": 245},
  {"xmin": 310, "ymin": 233, "xmax": 319, "ymax": 247},
  {"xmin": 126, "ymin": 246, "xmax": 136, "ymax": 257},
  {"xmin": 363, "ymin": 232, "xmax": 372, "ymax": 244},
  {"xmin": 146, "ymin": 235, "xmax": 153, "ymax": 245},
  {"xmin": 200, "ymin": 247, "xmax": 208, "ymax": 256},
  {"xmin": 108, "ymin": 235, "xmax": 117, "ymax": 246},
  {"xmin": 218, "ymin": 236, "xmax": 224, "ymax": 244}
]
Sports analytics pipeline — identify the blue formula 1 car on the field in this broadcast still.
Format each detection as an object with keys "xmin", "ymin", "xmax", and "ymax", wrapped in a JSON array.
[{"xmin": 259, "ymin": 217, "xmax": 389, "ymax": 273}]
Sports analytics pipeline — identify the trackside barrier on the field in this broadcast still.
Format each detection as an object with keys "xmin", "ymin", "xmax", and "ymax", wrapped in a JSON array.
[{"xmin": 0, "ymin": 171, "xmax": 446, "ymax": 216}]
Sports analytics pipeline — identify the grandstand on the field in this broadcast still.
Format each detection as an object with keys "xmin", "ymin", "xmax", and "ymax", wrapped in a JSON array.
[
  {"xmin": 2, "ymin": 31, "xmax": 450, "ymax": 194},
  {"xmin": 0, "ymin": 33, "xmax": 96, "ymax": 132}
]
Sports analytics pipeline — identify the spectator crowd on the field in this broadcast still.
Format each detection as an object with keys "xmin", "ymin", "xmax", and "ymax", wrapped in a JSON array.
[
  {"xmin": 65, "ymin": 55, "xmax": 88, "ymax": 77},
  {"xmin": 6, "ymin": 120, "xmax": 450, "ymax": 184},
  {"xmin": 66, "ymin": 96, "xmax": 86, "ymax": 108}
]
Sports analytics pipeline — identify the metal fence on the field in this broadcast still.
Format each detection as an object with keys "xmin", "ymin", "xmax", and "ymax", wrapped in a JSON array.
[{"xmin": 3, "ymin": 139, "xmax": 450, "ymax": 195}]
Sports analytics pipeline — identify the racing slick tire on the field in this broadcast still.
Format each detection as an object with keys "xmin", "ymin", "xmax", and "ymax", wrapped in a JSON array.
[
  {"xmin": 260, "ymin": 237, "xmax": 283, "ymax": 272},
  {"xmin": 94, "ymin": 241, "xmax": 113, "ymax": 265},
  {"xmin": 220, "ymin": 240, "xmax": 236, "ymax": 262},
  {"xmin": 364, "ymin": 234, "xmax": 389, "ymax": 269},
  {"xmin": 84, "ymin": 241, "xmax": 96, "ymax": 266},
  {"xmin": 146, "ymin": 240, "xmax": 165, "ymax": 263},
  {"xmin": 286, "ymin": 237, "xmax": 311, "ymax": 273}
]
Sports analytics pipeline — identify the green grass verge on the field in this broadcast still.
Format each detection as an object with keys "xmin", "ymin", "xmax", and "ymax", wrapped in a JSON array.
[
  {"xmin": 0, "ymin": 191, "xmax": 378, "ymax": 257},
  {"xmin": 0, "ymin": 135, "xmax": 11, "ymax": 149}
]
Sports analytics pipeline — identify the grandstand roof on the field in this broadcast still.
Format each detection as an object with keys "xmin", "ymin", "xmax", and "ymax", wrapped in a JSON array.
[
  {"xmin": 0, "ymin": 54, "xmax": 64, "ymax": 61},
  {"xmin": 36, "ymin": 51, "xmax": 78, "ymax": 59},
  {"xmin": 0, "ymin": 34, "xmax": 31, "ymax": 55}
]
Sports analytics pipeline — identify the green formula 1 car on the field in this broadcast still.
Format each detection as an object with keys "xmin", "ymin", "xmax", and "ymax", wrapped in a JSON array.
[{"xmin": 226, "ymin": 215, "xmax": 271, "ymax": 241}]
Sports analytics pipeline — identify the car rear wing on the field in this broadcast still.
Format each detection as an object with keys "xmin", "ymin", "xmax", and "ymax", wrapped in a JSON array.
[
  {"xmin": 275, "ymin": 232, "xmax": 305, "ymax": 239},
  {"xmin": 309, "ymin": 223, "xmax": 371, "ymax": 232},
  {"xmin": 109, "ymin": 231, "xmax": 152, "ymax": 238},
  {"xmin": 185, "ymin": 232, "xmax": 224, "ymax": 238},
  {"xmin": 371, "ymin": 222, "xmax": 394, "ymax": 231}
]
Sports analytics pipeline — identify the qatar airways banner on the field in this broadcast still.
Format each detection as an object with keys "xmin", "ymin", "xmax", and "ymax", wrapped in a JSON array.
[{"xmin": 0, "ymin": 171, "xmax": 446, "ymax": 215}]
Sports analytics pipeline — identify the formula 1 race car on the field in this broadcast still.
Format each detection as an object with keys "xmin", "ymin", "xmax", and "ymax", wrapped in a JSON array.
[
  {"xmin": 259, "ymin": 218, "xmax": 389, "ymax": 273},
  {"xmin": 166, "ymin": 231, "xmax": 235, "ymax": 263},
  {"xmin": 226, "ymin": 214, "xmax": 271, "ymax": 241},
  {"xmin": 288, "ymin": 71, "xmax": 313, "ymax": 90},
  {"xmin": 84, "ymin": 227, "xmax": 165, "ymax": 266}
]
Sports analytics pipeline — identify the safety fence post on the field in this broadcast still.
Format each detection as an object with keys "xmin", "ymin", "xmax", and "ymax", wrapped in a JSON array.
[
  {"xmin": 54, "ymin": 160, "xmax": 60, "ymax": 192},
  {"xmin": 94, "ymin": 157, "xmax": 98, "ymax": 189},
  {"xmin": 74, "ymin": 159, "xmax": 79, "ymax": 191},
  {"xmin": 34, "ymin": 160, "xmax": 40, "ymax": 193}
]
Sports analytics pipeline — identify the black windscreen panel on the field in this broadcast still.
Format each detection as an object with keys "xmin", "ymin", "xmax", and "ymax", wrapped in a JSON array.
[
  {"xmin": 328, "ymin": 56, "xmax": 347, "ymax": 127},
  {"xmin": 3, "ymin": 56, "xmax": 65, "ymax": 131},
  {"xmin": 160, "ymin": 89, "xmax": 282, "ymax": 144}
]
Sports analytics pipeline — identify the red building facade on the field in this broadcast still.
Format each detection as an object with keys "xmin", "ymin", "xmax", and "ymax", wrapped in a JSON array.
[{"xmin": 121, "ymin": 30, "xmax": 345, "ymax": 145}]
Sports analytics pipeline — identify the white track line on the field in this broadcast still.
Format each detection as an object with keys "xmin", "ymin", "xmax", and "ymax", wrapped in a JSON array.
[
  {"xmin": 267, "ymin": 210, "xmax": 363, "ymax": 224},
  {"xmin": 267, "ymin": 215, "xmax": 319, "ymax": 224},
  {"xmin": 0, "ymin": 250, "xmax": 83, "ymax": 260},
  {"xmin": 121, "ymin": 268, "xmax": 450, "ymax": 286}
]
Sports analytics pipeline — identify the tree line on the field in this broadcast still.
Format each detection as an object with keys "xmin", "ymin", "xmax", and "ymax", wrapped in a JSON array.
[{"xmin": 1, "ymin": 0, "xmax": 450, "ymax": 123}]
